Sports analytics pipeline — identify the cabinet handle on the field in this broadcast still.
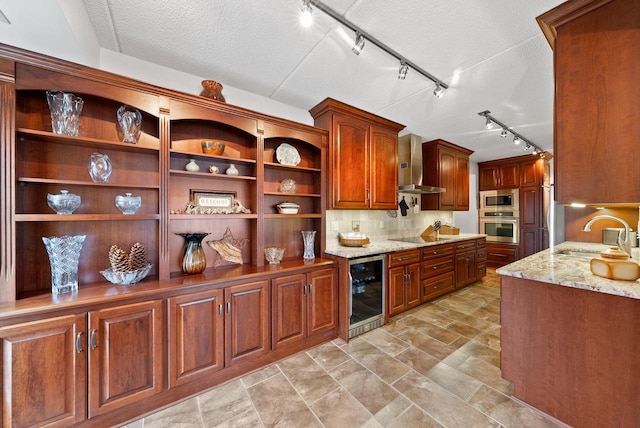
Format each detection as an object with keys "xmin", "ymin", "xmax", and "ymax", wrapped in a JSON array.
[
  {"xmin": 397, "ymin": 255, "xmax": 418, "ymax": 262},
  {"xmin": 308, "ymin": 283, "xmax": 313, "ymax": 294},
  {"xmin": 303, "ymin": 285, "xmax": 307, "ymax": 296},
  {"xmin": 226, "ymin": 301, "xmax": 231, "ymax": 316},
  {"xmin": 219, "ymin": 303, "xmax": 223, "ymax": 317},
  {"xmin": 432, "ymin": 263, "xmax": 449, "ymax": 270},
  {"xmin": 366, "ymin": 189, "xmax": 370, "ymax": 201},
  {"xmin": 75, "ymin": 332, "xmax": 83, "ymax": 353},
  {"xmin": 489, "ymin": 253, "xmax": 508, "ymax": 258},
  {"xmin": 90, "ymin": 329, "xmax": 97, "ymax": 350}
]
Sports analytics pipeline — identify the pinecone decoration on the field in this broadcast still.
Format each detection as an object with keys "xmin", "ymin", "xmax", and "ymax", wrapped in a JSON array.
[
  {"xmin": 129, "ymin": 242, "xmax": 147, "ymax": 270},
  {"xmin": 109, "ymin": 245, "xmax": 130, "ymax": 272}
]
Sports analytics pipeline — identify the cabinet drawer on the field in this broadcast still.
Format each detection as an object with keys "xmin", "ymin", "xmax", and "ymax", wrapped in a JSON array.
[
  {"xmin": 421, "ymin": 244, "xmax": 454, "ymax": 261},
  {"xmin": 476, "ymin": 237, "xmax": 486, "ymax": 248},
  {"xmin": 422, "ymin": 272, "xmax": 455, "ymax": 302},
  {"xmin": 486, "ymin": 243, "xmax": 519, "ymax": 267},
  {"xmin": 477, "ymin": 262, "xmax": 487, "ymax": 279},
  {"xmin": 388, "ymin": 249, "xmax": 421, "ymax": 267},
  {"xmin": 477, "ymin": 247, "xmax": 487, "ymax": 262},
  {"xmin": 421, "ymin": 257, "xmax": 454, "ymax": 280},
  {"xmin": 455, "ymin": 240, "xmax": 476, "ymax": 252}
]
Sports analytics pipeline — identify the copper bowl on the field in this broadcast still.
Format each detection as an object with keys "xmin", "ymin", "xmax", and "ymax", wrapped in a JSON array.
[{"xmin": 201, "ymin": 141, "xmax": 225, "ymax": 155}]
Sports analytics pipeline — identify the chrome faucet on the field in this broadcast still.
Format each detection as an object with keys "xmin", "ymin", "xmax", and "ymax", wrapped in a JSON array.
[{"xmin": 582, "ymin": 215, "xmax": 633, "ymax": 257}]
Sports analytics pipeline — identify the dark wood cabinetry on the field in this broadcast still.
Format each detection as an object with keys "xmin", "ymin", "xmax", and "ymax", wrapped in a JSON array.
[
  {"xmin": 421, "ymin": 244, "xmax": 455, "ymax": 301},
  {"xmin": 0, "ymin": 314, "xmax": 87, "ymax": 427},
  {"xmin": 538, "ymin": 0, "xmax": 640, "ymax": 205},
  {"xmin": 310, "ymin": 98, "xmax": 405, "ymax": 210},
  {"xmin": 421, "ymin": 139, "xmax": 474, "ymax": 211},
  {"xmin": 486, "ymin": 242, "xmax": 519, "ymax": 267},
  {"xmin": 271, "ymin": 268, "xmax": 337, "ymax": 350},
  {"xmin": 454, "ymin": 240, "xmax": 477, "ymax": 287},
  {"xmin": 478, "ymin": 161, "xmax": 519, "ymax": 190},
  {"xmin": 387, "ymin": 250, "xmax": 421, "ymax": 316}
]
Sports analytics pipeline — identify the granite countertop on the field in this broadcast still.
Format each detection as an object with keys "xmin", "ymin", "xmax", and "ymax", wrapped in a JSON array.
[
  {"xmin": 497, "ymin": 241, "xmax": 640, "ymax": 300},
  {"xmin": 325, "ymin": 233, "xmax": 486, "ymax": 258}
]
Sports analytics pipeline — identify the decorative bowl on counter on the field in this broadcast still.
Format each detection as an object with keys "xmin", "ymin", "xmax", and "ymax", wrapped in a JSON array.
[
  {"xmin": 115, "ymin": 193, "xmax": 141, "ymax": 215},
  {"xmin": 201, "ymin": 140, "xmax": 225, "ymax": 155},
  {"xmin": 47, "ymin": 190, "xmax": 81, "ymax": 215},
  {"xmin": 276, "ymin": 202, "xmax": 299, "ymax": 214},
  {"xmin": 264, "ymin": 247, "xmax": 285, "ymax": 264},
  {"xmin": 100, "ymin": 263, "xmax": 153, "ymax": 285}
]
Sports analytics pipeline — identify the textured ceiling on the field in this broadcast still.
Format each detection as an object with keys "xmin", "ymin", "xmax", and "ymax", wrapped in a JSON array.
[{"xmin": 38, "ymin": 0, "xmax": 568, "ymax": 162}]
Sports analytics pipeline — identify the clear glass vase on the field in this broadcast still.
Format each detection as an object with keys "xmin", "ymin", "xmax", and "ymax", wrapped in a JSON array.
[
  {"xmin": 301, "ymin": 230, "xmax": 316, "ymax": 260},
  {"xmin": 42, "ymin": 235, "xmax": 85, "ymax": 294},
  {"xmin": 117, "ymin": 105, "xmax": 142, "ymax": 144},
  {"xmin": 45, "ymin": 91, "xmax": 83, "ymax": 136},
  {"xmin": 176, "ymin": 233, "xmax": 210, "ymax": 274}
]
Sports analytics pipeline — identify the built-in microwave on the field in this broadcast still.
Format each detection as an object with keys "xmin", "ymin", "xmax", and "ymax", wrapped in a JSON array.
[{"xmin": 479, "ymin": 189, "xmax": 519, "ymax": 212}]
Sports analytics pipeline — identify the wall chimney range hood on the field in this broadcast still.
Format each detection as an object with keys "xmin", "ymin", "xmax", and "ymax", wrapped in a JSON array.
[{"xmin": 398, "ymin": 134, "xmax": 445, "ymax": 194}]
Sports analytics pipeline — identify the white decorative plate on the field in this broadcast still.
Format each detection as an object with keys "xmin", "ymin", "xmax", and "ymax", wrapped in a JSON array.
[{"xmin": 275, "ymin": 143, "xmax": 301, "ymax": 166}]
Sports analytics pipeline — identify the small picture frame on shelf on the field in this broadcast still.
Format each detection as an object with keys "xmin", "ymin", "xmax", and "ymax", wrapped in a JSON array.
[{"xmin": 190, "ymin": 189, "xmax": 236, "ymax": 209}]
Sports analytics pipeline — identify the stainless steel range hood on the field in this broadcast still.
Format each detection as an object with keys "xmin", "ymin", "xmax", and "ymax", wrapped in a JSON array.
[{"xmin": 398, "ymin": 134, "xmax": 445, "ymax": 194}]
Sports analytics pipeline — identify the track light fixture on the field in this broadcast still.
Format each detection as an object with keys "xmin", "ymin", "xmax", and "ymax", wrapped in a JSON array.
[
  {"xmin": 301, "ymin": 0, "xmax": 447, "ymax": 97},
  {"xmin": 352, "ymin": 32, "xmax": 365, "ymax": 55},
  {"xmin": 300, "ymin": 0, "xmax": 313, "ymax": 27},
  {"xmin": 477, "ymin": 110, "xmax": 543, "ymax": 155},
  {"xmin": 398, "ymin": 60, "xmax": 409, "ymax": 80}
]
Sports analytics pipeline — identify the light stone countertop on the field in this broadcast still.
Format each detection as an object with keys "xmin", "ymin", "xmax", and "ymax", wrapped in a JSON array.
[
  {"xmin": 325, "ymin": 233, "xmax": 486, "ymax": 259},
  {"xmin": 497, "ymin": 241, "xmax": 640, "ymax": 300}
]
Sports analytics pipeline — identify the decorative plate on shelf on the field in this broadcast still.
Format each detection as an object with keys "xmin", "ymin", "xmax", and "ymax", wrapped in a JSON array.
[{"xmin": 275, "ymin": 143, "xmax": 301, "ymax": 166}]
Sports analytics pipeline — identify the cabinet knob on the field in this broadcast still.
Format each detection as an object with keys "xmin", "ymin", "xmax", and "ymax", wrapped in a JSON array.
[
  {"xmin": 75, "ymin": 331, "xmax": 83, "ymax": 353},
  {"xmin": 90, "ymin": 329, "xmax": 97, "ymax": 350}
]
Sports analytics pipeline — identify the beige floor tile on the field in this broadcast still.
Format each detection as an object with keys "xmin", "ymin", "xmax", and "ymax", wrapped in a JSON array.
[
  {"xmin": 457, "ymin": 355, "xmax": 513, "ymax": 396},
  {"xmin": 396, "ymin": 329, "xmax": 456, "ymax": 360},
  {"xmin": 472, "ymin": 330, "xmax": 501, "ymax": 351},
  {"xmin": 396, "ymin": 315, "xmax": 461, "ymax": 344},
  {"xmin": 329, "ymin": 359, "xmax": 411, "ymax": 425},
  {"xmin": 247, "ymin": 373, "xmax": 322, "ymax": 428},
  {"xmin": 457, "ymin": 339, "xmax": 501, "ymax": 367},
  {"xmin": 310, "ymin": 387, "xmax": 380, "ymax": 428},
  {"xmin": 469, "ymin": 385, "xmax": 563, "ymax": 428},
  {"xmin": 426, "ymin": 362, "xmax": 484, "ymax": 400},
  {"xmin": 387, "ymin": 404, "xmax": 443, "ymax": 428},
  {"xmin": 393, "ymin": 370, "xmax": 499, "ymax": 427},
  {"xmin": 142, "ymin": 397, "xmax": 203, "ymax": 428},
  {"xmin": 445, "ymin": 320, "xmax": 482, "ymax": 338},
  {"xmin": 410, "ymin": 307, "xmax": 456, "ymax": 328},
  {"xmin": 306, "ymin": 341, "xmax": 352, "ymax": 371},
  {"xmin": 277, "ymin": 352, "xmax": 340, "ymax": 403},
  {"xmin": 359, "ymin": 327, "xmax": 410, "ymax": 356},
  {"xmin": 241, "ymin": 364, "xmax": 281, "ymax": 387},
  {"xmin": 198, "ymin": 379, "xmax": 261, "ymax": 428},
  {"xmin": 341, "ymin": 338, "xmax": 411, "ymax": 383},
  {"xmin": 394, "ymin": 346, "xmax": 440, "ymax": 376}
]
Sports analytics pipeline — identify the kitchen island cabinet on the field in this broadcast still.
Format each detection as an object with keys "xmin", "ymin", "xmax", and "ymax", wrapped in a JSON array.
[
  {"xmin": 538, "ymin": 0, "xmax": 640, "ymax": 205},
  {"xmin": 309, "ymin": 97, "xmax": 405, "ymax": 210},
  {"xmin": 421, "ymin": 139, "xmax": 474, "ymax": 211},
  {"xmin": 499, "ymin": 241, "xmax": 640, "ymax": 427}
]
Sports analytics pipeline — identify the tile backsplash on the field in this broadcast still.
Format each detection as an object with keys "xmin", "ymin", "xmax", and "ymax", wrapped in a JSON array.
[{"xmin": 326, "ymin": 207, "xmax": 454, "ymax": 243}]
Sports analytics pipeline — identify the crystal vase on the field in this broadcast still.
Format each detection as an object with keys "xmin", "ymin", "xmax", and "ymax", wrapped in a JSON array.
[
  {"xmin": 42, "ymin": 235, "xmax": 85, "ymax": 294},
  {"xmin": 45, "ymin": 91, "xmax": 83, "ymax": 136},
  {"xmin": 301, "ymin": 230, "xmax": 316, "ymax": 260},
  {"xmin": 176, "ymin": 233, "xmax": 210, "ymax": 274},
  {"xmin": 117, "ymin": 105, "xmax": 142, "ymax": 144}
]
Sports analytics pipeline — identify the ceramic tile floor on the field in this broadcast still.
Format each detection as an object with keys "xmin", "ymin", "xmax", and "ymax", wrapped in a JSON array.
[{"xmin": 122, "ymin": 269, "xmax": 566, "ymax": 428}]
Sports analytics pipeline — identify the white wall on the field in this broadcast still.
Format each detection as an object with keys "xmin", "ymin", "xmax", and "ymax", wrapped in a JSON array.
[{"xmin": 453, "ymin": 161, "xmax": 479, "ymax": 233}]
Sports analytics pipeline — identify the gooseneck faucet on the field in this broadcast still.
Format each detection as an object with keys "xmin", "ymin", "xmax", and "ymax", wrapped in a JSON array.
[{"xmin": 582, "ymin": 215, "xmax": 632, "ymax": 258}]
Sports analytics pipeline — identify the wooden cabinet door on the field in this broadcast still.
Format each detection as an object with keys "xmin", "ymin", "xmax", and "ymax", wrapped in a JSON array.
[
  {"xmin": 405, "ymin": 263, "xmax": 421, "ymax": 309},
  {"xmin": 520, "ymin": 158, "xmax": 542, "ymax": 187},
  {"xmin": 332, "ymin": 114, "xmax": 369, "ymax": 208},
  {"xmin": 498, "ymin": 163, "xmax": 519, "ymax": 188},
  {"xmin": 520, "ymin": 228, "xmax": 541, "ymax": 259},
  {"xmin": 370, "ymin": 125, "xmax": 398, "ymax": 209},
  {"xmin": 388, "ymin": 266, "xmax": 407, "ymax": 316},
  {"xmin": 454, "ymin": 154, "xmax": 470, "ymax": 210},
  {"xmin": 307, "ymin": 268, "xmax": 338, "ymax": 337},
  {"xmin": 455, "ymin": 251, "xmax": 476, "ymax": 287},
  {"xmin": 88, "ymin": 300, "xmax": 164, "ymax": 418},
  {"xmin": 168, "ymin": 289, "xmax": 224, "ymax": 388},
  {"xmin": 0, "ymin": 314, "xmax": 86, "ymax": 427},
  {"xmin": 521, "ymin": 187, "xmax": 540, "ymax": 227},
  {"xmin": 272, "ymin": 274, "xmax": 306, "ymax": 350},
  {"xmin": 479, "ymin": 166, "xmax": 499, "ymax": 190},
  {"xmin": 438, "ymin": 147, "xmax": 457, "ymax": 210},
  {"xmin": 225, "ymin": 280, "xmax": 270, "ymax": 366}
]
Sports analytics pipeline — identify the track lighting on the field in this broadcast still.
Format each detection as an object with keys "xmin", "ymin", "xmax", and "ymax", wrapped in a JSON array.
[
  {"xmin": 300, "ymin": 0, "xmax": 313, "ymax": 27},
  {"xmin": 352, "ymin": 32, "xmax": 365, "ymax": 55},
  {"xmin": 477, "ymin": 110, "xmax": 543, "ymax": 154},
  {"xmin": 303, "ymin": 1, "xmax": 448, "ymax": 94},
  {"xmin": 433, "ymin": 83, "xmax": 445, "ymax": 98},
  {"xmin": 485, "ymin": 117, "xmax": 494, "ymax": 130},
  {"xmin": 398, "ymin": 60, "xmax": 409, "ymax": 79}
]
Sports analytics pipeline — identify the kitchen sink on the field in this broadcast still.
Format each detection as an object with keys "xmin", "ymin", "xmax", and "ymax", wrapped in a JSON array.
[{"xmin": 554, "ymin": 249, "xmax": 599, "ymax": 259}]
